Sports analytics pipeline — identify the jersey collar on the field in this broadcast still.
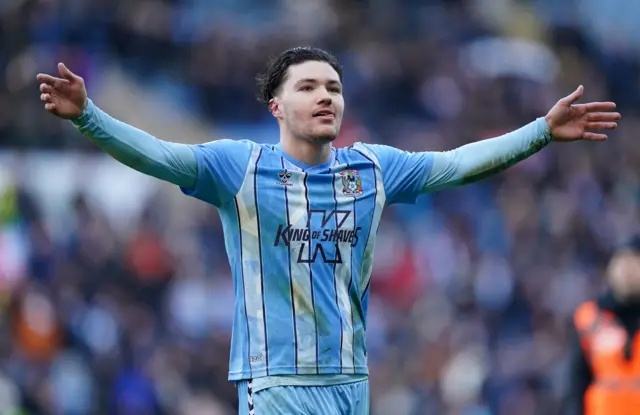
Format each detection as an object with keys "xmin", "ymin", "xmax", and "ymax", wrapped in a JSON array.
[{"xmin": 274, "ymin": 144, "xmax": 337, "ymax": 173}]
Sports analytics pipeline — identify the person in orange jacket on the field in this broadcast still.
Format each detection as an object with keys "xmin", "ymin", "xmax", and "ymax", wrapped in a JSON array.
[{"xmin": 563, "ymin": 235, "xmax": 640, "ymax": 415}]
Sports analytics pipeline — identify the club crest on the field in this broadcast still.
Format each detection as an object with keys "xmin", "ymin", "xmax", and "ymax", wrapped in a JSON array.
[{"xmin": 340, "ymin": 170, "xmax": 363, "ymax": 196}]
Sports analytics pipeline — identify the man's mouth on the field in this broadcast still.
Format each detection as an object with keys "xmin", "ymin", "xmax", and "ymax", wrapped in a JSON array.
[{"xmin": 313, "ymin": 109, "xmax": 335, "ymax": 119}]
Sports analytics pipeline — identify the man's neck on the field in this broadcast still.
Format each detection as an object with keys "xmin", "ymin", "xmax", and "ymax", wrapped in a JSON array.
[{"xmin": 280, "ymin": 135, "xmax": 332, "ymax": 166}]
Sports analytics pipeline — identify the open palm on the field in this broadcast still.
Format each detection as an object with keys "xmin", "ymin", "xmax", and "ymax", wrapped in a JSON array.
[
  {"xmin": 36, "ymin": 63, "xmax": 87, "ymax": 120},
  {"xmin": 545, "ymin": 85, "xmax": 620, "ymax": 142}
]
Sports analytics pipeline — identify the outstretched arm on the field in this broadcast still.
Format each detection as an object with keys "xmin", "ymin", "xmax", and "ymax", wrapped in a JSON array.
[
  {"xmin": 37, "ymin": 63, "xmax": 252, "ymax": 207},
  {"xmin": 426, "ymin": 85, "xmax": 620, "ymax": 191},
  {"xmin": 366, "ymin": 85, "xmax": 620, "ymax": 205},
  {"xmin": 37, "ymin": 63, "xmax": 198, "ymax": 189},
  {"xmin": 424, "ymin": 118, "xmax": 550, "ymax": 191},
  {"xmin": 71, "ymin": 99, "xmax": 198, "ymax": 189}
]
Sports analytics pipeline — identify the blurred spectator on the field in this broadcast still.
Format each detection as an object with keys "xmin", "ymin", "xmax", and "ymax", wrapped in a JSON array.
[{"xmin": 563, "ymin": 236, "xmax": 640, "ymax": 415}]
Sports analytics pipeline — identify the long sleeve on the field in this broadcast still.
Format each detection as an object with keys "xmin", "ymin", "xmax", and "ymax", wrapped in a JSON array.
[
  {"xmin": 424, "ymin": 118, "xmax": 552, "ymax": 191},
  {"xmin": 70, "ymin": 99, "xmax": 198, "ymax": 189},
  {"xmin": 562, "ymin": 325, "xmax": 592, "ymax": 415}
]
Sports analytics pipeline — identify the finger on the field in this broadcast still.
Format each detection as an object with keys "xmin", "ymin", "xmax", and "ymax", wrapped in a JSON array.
[
  {"xmin": 58, "ymin": 62, "xmax": 78, "ymax": 82},
  {"xmin": 578, "ymin": 102, "xmax": 617, "ymax": 112},
  {"xmin": 40, "ymin": 83, "xmax": 53, "ymax": 93},
  {"xmin": 587, "ymin": 112, "xmax": 621, "ymax": 122},
  {"xmin": 582, "ymin": 132, "xmax": 607, "ymax": 141},
  {"xmin": 36, "ymin": 73, "xmax": 64, "ymax": 85},
  {"xmin": 40, "ymin": 93, "xmax": 52, "ymax": 103},
  {"xmin": 560, "ymin": 85, "xmax": 584, "ymax": 106},
  {"xmin": 45, "ymin": 103, "xmax": 56, "ymax": 111},
  {"xmin": 587, "ymin": 121, "xmax": 617, "ymax": 130}
]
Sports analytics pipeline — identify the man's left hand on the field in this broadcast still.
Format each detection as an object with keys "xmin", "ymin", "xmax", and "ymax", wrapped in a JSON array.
[{"xmin": 545, "ymin": 85, "xmax": 621, "ymax": 142}]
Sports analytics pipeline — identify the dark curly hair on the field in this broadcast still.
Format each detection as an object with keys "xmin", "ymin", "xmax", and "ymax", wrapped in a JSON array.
[{"xmin": 256, "ymin": 47, "xmax": 343, "ymax": 105}]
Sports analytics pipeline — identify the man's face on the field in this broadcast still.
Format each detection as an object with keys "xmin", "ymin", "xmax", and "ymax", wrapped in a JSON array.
[
  {"xmin": 271, "ymin": 61, "xmax": 344, "ymax": 143},
  {"xmin": 608, "ymin": 251, "xmax": 640, "ymax": 300}
]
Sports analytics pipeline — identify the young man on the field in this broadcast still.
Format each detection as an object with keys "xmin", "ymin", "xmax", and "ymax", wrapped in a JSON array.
[{"xmin": 37, "ymin": 47, "xmax": 620, "ymax": 415}]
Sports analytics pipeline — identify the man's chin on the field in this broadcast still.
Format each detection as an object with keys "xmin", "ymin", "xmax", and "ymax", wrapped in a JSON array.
[
  {"xmin": 311, "ymin": 134, "xmax": 338, "ymax": 143},
  {"xmin": 308, "ymin": 127, "xmax": 339, "ymax": 143}
]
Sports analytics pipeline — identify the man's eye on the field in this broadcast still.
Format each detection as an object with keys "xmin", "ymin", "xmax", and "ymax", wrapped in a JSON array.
[{"xmin": 300, "ymin": 86, "xmax": 313, "ymax": 91}]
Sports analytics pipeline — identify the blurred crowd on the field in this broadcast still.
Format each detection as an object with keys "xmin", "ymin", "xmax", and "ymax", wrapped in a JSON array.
[{"xmin": 2, "ymin": 0, "xmax": 640, "ymax": 414}]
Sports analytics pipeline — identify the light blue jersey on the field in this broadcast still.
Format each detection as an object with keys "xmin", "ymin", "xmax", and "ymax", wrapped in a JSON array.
[
  {"xmin": 71, "ymin": 99, "xmax": 552, "ymax": 389},
  {"xmin": 180, "ymin": 139, "xmax": 434, "ymax": 380}
]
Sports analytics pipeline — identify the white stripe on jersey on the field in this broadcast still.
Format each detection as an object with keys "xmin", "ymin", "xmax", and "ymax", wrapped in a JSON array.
[
  {"xmin": 284, "ymin": 162, "xmax": 318, "ymax": 373},
  {"xmin": 236, "ymin": 145, "xmax": 267, "ymax": 372},
  {"xmin": 332, "ymin": 168, "xmax": 356, "ymax": 372},
  {"xmin": 352, "ymin": 143, "xmax": 386, "ymax": 297}
]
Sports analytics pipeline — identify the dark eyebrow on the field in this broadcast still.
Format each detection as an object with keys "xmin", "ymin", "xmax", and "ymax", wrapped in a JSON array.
[{"xmin": 294, "ymin": 78, "xmax": 342, "ymax": 87}]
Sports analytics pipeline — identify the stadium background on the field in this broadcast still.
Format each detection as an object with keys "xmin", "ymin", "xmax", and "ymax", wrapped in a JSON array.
[{"xmin": 1, "ymin": 0, "xmax": 640, "ymax": 413}]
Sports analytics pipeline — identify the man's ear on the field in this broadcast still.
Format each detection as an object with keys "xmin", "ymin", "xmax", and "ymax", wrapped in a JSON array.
[{"xmin": 269, "ymin": 98, "xmax": 282, "ymax": 118}]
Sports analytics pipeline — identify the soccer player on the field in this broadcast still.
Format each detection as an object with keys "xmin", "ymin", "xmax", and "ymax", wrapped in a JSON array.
[{"xmin": 37, "ymin": 47, "xmax": 620, "ymax": 415}]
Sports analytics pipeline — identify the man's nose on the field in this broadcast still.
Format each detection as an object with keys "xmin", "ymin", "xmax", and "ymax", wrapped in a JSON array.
[{"xmin": 317, "ymin": 88, "xmax": 332, "ymax": 104}]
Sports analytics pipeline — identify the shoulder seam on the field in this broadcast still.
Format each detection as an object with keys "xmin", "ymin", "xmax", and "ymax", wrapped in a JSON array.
[{"xmin": 352, "ymin": 143, "xmax": 381, "ymax": 168}]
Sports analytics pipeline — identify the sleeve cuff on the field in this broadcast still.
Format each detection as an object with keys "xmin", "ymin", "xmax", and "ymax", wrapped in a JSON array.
[
  {"xmin": 536, "ymin": 117, "xmax": 553, "ymax": 143},
  {"xmin": 70, "ymin": 99, "xmax": 95, "ymax": 127}
]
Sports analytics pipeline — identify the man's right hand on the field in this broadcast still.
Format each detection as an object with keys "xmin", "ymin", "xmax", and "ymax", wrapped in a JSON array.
[{"xmin": 36, "ymin": 63, "xmax": 88, "ymax": 120}]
